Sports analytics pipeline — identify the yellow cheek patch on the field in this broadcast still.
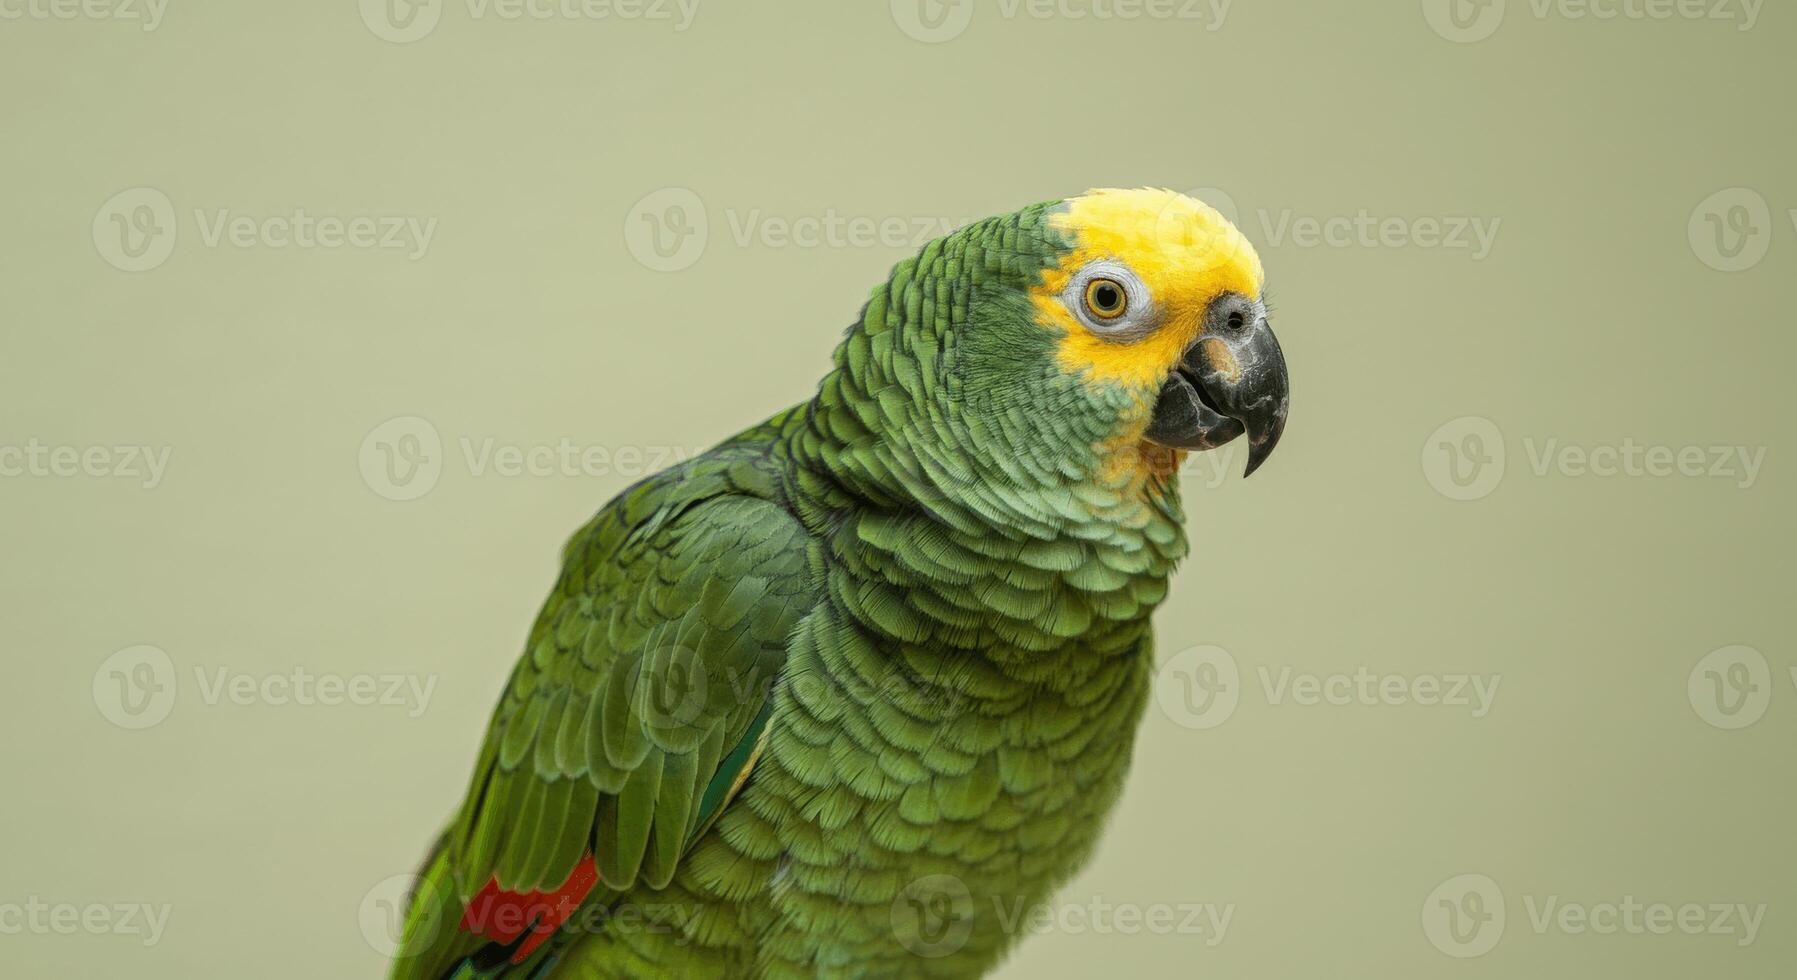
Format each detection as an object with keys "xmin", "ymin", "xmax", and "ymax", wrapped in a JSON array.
[{"xmin": 1035, "ymin": 188, "xmax": 1264, "ymax": 390}]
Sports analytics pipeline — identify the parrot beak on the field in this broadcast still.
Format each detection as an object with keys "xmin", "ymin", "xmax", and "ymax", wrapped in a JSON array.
[{"xmin": 1143, "ymin": 293, "xmax": 1290, "ymax": 477}]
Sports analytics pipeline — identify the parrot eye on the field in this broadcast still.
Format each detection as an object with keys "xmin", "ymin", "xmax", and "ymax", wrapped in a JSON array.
[
  {"xmin": 1084, "ymin": 279, "xmax": 1128, "ymax": 319},
  {"xmin": 1063, "ymin": 260, "xmax": 1155, "ymax": 341}
]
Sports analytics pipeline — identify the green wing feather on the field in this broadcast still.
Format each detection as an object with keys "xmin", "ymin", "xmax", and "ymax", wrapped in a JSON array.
[{"xmin": 398, "ymin": 440, "xmax": 819, "ymax": 980}]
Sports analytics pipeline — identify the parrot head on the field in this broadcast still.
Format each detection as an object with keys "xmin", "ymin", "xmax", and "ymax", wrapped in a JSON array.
[
  {"xmin": 1031, "ymin": 187, "xmax": 1289, "ymax": 477},
  {"xmin": 826, "ymin": 187, "xmax": 1288, "ymax": 520}
]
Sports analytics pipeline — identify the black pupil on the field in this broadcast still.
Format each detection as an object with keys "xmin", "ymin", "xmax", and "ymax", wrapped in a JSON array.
[
  {"xmin": 1227, "ymin": 311, "xmax": 1245, "ymax": 330},
  {"xmin": 1094, "ymin": 283, "xmax": 1121, "ymax": 311}
]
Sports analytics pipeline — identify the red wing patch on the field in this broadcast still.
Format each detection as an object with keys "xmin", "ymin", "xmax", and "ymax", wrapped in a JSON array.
[{"xmin": 458, "ymin": 854, "xmax": 599, "ymax": 963}]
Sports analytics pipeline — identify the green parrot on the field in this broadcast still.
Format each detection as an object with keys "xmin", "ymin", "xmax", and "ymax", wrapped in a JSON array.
[{"xmin": 391, "ymin": 187, "xmax": 1290, "ymax": 979}]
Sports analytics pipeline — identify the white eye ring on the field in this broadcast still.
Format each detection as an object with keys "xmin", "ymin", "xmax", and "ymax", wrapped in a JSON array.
[{"xmin": 1063, "ymin": 260, "xmax": 1156, "ymax": 341}]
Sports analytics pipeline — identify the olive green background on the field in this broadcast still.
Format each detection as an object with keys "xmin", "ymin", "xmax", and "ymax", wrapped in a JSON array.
[{"xmin": 1, "ymin": 1, "xmax": 1791, "ymax": 977}]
